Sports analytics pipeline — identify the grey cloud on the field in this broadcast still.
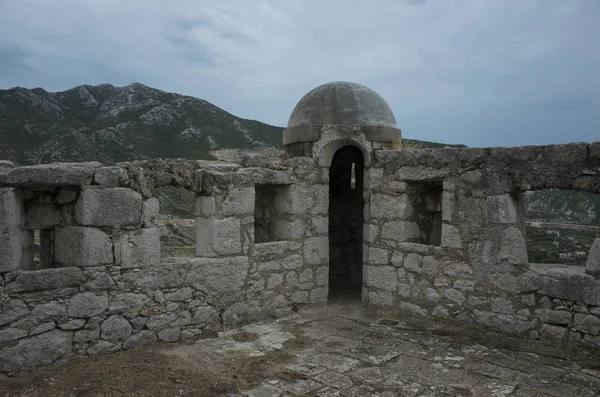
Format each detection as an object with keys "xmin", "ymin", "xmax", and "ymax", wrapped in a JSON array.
[{"xmin": 0, "ymin": 44, "xmax": 35, "ymax": 76}]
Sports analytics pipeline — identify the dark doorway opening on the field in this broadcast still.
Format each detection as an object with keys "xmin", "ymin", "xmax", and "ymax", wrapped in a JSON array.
[{"xmin": 328, "ymin": 145, "xmax": 364, "ymax": 302}]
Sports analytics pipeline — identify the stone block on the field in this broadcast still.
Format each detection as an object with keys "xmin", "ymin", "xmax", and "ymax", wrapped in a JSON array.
[
  {"xmin": 404, "ymin": 253, "xmax": 422, "ymax": 273},
  {"xmin": 3, "ymin": 162, "xmax": 101, "ymax": 187},
  {"xmin": 399, "ymin": 302, "xmax": 427, "ymax": 315},
  {"xmin": 31, "ymin": 301, "xmax": 67, "ymax": 320},
  {"xmin": 110, "ymin": 293, "xmax": 150, "ymax": 318},
  {"xmin": 442, "ymin": 288, "xmax": 466, "ymax": 305},
  {"xmin": 274, "ymin": 184, "xmax": 327, "ymax": 215},
  {"xmin": 222, "ymin": 187, "xmax": 254, "ymax": 215},
  {"xmin": 123, "ymin": 331, "xmax": 156, "ymax": 350},
  {"xmin": 303, "ymin": 237, "xmax": 328, "ymax": 265},
  {"xmin": 196, "ymin": 217, "xmax": 241, "ymax": 257},
  {"xmin": 158, "ymin": 328, "xmax": 181, "ymax": 342},
  {"xmin": 94, "ymin": 166, "xmax": 124, "ymax": 187},
  {"xmin": 365, "ymin": 168, "xmax": 383, "ymax": 189},
  {"xmin": 381, "ymin": 220, "xmax": 420, "ymax": 242},
  {"xmin": 368, "ymin": 291, "xmax": 394, "ymax": 306},
  {"xmin": 487, "ymin": 194, "xmax": 518, "ymax": 224},
  {"xmin": 0, "ymin": 330, "xmax": 72, "ymax": 373},
  {"xmin": 142, "ymin": 198, "xmax": 159, "ymax": 227},
  {"xmin": 586, "ymin": 238, "xmax": 600, "ymax": 278},
  {"xmin": 222, "ymin": 301, "xmax": 263, "ymax": 327},
  {"xmin": 0, "ymin": 300, "xmax": 29, "ymax": 327},
  {"xmin": 0, "ymin": 228, "xmax": 22, "ymax": 273},
  {"xmin": 87, "ymin": 340, "xmax": 121, "ymax": 355},
  {"xmin": 499, "ymin": 226, "xmax": 528, "ymax": 265},
  {"xmin": 574, "ymin": 313, "xmax": 600, "ymax": 335},
  {"xmin": 186, "ymin": 257, "xmax": 249, "ymax": 296},
  {"xmin": 539, "ymin": 324, "xmax": 568, "ymax": 339},
  {"xmin": 364, "ymin": 266, "xmax": 397, "ymax": 291},
  {"xmin": 473, "ymin": 310, "xmax": 535, "ymax": 335},
  {"xmin": 116, "ymin": 227, "xmax": 160, "ymax": 268},
  {"xmin": 310, "ymin": 287, "xmax": 329, "ymax": 303},
  {"xmin": 101, "ymin": 316, "xmax": 132, "ymax": 342},
  {"xmin": 75, "ymin": 187, "xmax": 142, "ymax": 227},
  {"xmin": 441, "ymin": 192, "xmax": 454, "ymax": 222},
  {"xmin": 369, "ymin": 193, "xmax": 413, "ymax": 219},
  {"xmin": 192, "ymin": 305, "xmax": 219, "ymax": 328},
  {"xmin": 6, "ymin": 267, "xmax": 83, "ymax": 293},
  {"xmin": 68, "ymin": 292, "xmax": 109, "ymax": 317},
  {"xmin": 490, "ymin": 298, "xmax": 514, "ymax": 314},
  {"xmin": 441, "ymin": 224, "xmax": 462, "ymax": 249},
  {"xmin": 368, "ymin": 247, "xmax": 388, "ymax": 265},
  {"xmin": 25, "ymin": 203, "xmax": 60, "ymax": 229},
  {"xmin": 194, "ymin": 195, "xmax": 216, "ymax": 217},
  {"xmin": 54, "ymin": 226, "xmax": 113, "ymax": 267},
  {"xmin": 538, "ymin": 308, "xmax": 572, "ymax": 325}
]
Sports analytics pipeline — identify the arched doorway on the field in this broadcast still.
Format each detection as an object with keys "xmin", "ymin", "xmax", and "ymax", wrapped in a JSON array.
[{"xmin": 328, "ymin": 145, "xmax": 364, "ymax": 302}]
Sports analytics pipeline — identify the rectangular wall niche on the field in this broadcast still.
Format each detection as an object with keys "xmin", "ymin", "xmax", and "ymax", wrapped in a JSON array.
[
  {"xmin": 407, "ymin": 181, "xmax": 443, "ymax": 246},
  {"xmin": 254, "ymin": 184, "xmax": 288, "ymax": 243}
]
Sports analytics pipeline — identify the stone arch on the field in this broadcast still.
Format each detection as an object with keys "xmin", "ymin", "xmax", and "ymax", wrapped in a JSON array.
[{"xmin": 316, "ymin": 137, "xmax": 372, "ymax": 168}]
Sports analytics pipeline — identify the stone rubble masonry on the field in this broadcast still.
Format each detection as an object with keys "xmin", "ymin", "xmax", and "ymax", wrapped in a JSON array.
[{"xmin": 0, "ymin": 140, "xmax": 600, "ymax": 377}]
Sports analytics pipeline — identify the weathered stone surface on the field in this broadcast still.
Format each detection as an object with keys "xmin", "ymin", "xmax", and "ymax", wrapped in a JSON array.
[
  {"xmin": 108, "ymin": 293, "xmax": 150, "ymax": 319},
  {"xmin": 54, "ymin": 226, "xmax": 113, "ymax": 267},
  {"xmin": 116, "ymin": 228, "xmax": 160, "ymax": 268},
  {"xmin": 586, "ymin": 238, "xmax": 600, "ymax": 278},
  {"xmin": 364, "ymin": 266, "xmax": 397, "ymax": 292},
  {"xmin": 442, "ymin": 288, "xmax": 466, "ymax": 305},
  {"xmin": 75, "ymin": 187, "xmax": 142, "ymax": 227},
  {"xmin": 164, "ymin": 287, "xmax": 193, "ymax": 302},
  {"xmin": 368, "ymin": 247, "xmax": 388, "ymax": 265},
  {"xmin": 222, "ymin": 187, "xmax": 254, "ymax": 215},
  {"xmin": 192, "ymin": 305, "xmax": 219, "ymax": 328},
  {"xmin": 146, "ymin": 311, "xmax": 191, "ymax": 332},
  {"xmin": 0, "ymin": 330, "xmax": 72, "ymax": 373},
  {"xmin": 7, "ymin": 267, "xmax": 83, "ymax": 293},
  {"xmin": 142, "ymin": 197, "xmax": 160, "ymax": 227},
  {"xmin": 222, "ymin": 301, "xmax": 263, "ymax": 327},
  {"xmin": 186, "ymin": 257, "xmax": 249, "ymax": 296},
  {"xmin": 304, "ymin": 237, "xmax": 328, "ymax": 265},
  {"xmin": 94, "ymin": 166, "xmax": 124, "ymax": 187},
  {"xmin": 381, "ymin": 221, "xmax": 420, "ymax": 242},
  {"xmin": 539, "ymin": 324, "xmax": 568, "ymax": 339},
  {"xmin": 123, "ymin": 330, "xmax": 157, "ymax": 350},
  {"xmin": 2, "ymin": 162, "xmax": 101, "ymax": 187},
  {"xmin": 403, "ymin": 254, "xmax": 422, "ymax": 273},
  {"xmin": 88, "ymin": 340, "xmax": 121, "ymax": 355},
  {"xmin": 196, "ymin": 217, "xmax": 241, "ymax": 257},
  {"xmin": 31, "ymin": 321, "xmax": 56, "ymax": 335},
  {"xmin": 441, "ymin": 224, "xmax": 462, "ymax": 248},
  {"xmin": 274, "ymin": 184, "xmax": 328, "ymax": 215},
  {"xmin": 85, "ymin": 272, "xmax": 115, "ymax": 290},
  {"xmin": 473, "ymin": 311, "xmax": 535, "ymax": 335},
  {"xmin": 499, "ymin": 226, "xmax": 528, "ymax": 265},
  {"xmin": 57, "ymin": 319, "xmax": 86, "ymax": 330},
  {"xmin": 574, "ymin": 313, "xmax": 600, "ymax": 335},
  {"xmin": 101, "ymin": 316, "xmax": 133, "ymax": 342},
  {"xmin": 31, "ymin": 301, "xmax": 67, "ymax": 320},
  {"xmin": 486, "ymin": 194, "xmax": 518, "ymax": 224},
  {"xmin": 399, "ymin": 301, "xmax": 427, "ymax": 315},
  {"xmin": 68, "ymin": 292, "xmax": 109, "ymax": 318},
  {"xmin": 0, "ymin": 188, "xmax": 23, "ymax": 272},
  {"xmin": 537, "ymin": 309, "xmax": 572, "ymax": 325},
  {"xmin": 368, "ymin": 291, "xmax": 394, "ymax": 306},
  {"xmin": 158, "ymin": 328, "xmax": 181, "ymax": 342},
  {"xmin": 194, "ymin": 196, "xmax": 216, "ymax": 217},
  {"xmin": 490, "ymin": 298, "xmax": 513, "ymax": 315},
  {"xmin": 0, "ymin": 328, "xmax": 28, "ymax": 346},
  {"xmin": 369, "ymin": 193, "xmax": 413, "ymax": 219}
]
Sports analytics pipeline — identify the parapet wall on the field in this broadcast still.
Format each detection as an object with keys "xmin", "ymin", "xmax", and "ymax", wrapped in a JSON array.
[
  {"xmin": 364, "ymin": 142, "xmax": 600, "ymax": 344},
  {"xmin": 0, "ymin": 157, "xmax": 329, "ymax": 376},
  {"xmin": 1, "ymin": 140, "xmax": 600, "ymax": 376}
]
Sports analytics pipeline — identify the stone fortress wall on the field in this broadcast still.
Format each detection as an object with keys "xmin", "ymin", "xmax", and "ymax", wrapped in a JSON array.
[{"xmin": 1, "ymin": 81, "xmax": 600, "ymax": 376}]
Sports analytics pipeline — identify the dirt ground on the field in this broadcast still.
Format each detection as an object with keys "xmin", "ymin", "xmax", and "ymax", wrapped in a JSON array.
[{"xmin": 2, "ymin": 303, "xmax": 600, "ymax": 397}]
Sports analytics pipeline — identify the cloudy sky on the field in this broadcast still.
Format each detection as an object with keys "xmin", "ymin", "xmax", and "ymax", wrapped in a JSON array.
[{"xmin": 0, "ymin": 0, "xmax": 598, "ymax": 147}]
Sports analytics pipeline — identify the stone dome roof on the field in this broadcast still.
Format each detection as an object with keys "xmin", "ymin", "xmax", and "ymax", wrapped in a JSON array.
[{"xmin": 287, "ymin": 81, "xmax": 397, "ymax": 128}]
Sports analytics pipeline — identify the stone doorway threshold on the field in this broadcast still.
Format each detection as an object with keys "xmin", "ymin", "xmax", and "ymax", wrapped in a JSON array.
[{"xmin": 2, "ymin": 303, "xmax": 600, "ymax": 396}]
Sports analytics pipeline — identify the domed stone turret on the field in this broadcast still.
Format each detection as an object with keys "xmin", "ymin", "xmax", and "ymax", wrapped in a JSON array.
[
  {"xmin": 287, "ymin": 81, "xmax": 397, "ymax": 128},
  {"xmin": 283, "ymin": 81, "xmax": 401, "ymax": 157}
]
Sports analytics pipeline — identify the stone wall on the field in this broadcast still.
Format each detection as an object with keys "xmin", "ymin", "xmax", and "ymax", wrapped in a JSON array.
[
  {"xmin": 0, "ymin": 158, "xmax": 329, "ymax": 376},
  {"xmin": 363, "ymin": 142, "xmax": 600, "ymax": 346},
  {"xmin": 1, "ymin": 140, "xmax": 600, "ymax": 376}
]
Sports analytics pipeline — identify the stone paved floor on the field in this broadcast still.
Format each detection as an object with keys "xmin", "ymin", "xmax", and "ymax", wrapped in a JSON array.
[{"xmin": 165, "ymin": 303, "xmax": 600, "ymax": 396}]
